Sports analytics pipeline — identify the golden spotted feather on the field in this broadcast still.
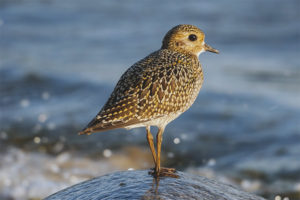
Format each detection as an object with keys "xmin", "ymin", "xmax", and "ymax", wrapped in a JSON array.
[{"xmin": 80, "ymin": 49, "xmax": 203, "ymax": 135}]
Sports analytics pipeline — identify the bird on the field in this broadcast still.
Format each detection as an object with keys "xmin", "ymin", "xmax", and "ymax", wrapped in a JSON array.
[{"xmin": 79, "ymin": 24, "xmax": 219, "ymax": 177}]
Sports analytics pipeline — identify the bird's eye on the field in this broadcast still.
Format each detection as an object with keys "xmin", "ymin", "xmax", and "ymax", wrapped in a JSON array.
[{"xmin": 188, "ymin": 34, "xmax": 197, "ymax": 41}]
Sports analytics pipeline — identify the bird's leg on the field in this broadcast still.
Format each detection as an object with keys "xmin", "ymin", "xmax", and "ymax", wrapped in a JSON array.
[
  {"xmin": 154, "ymin": 127, "xmax": 178, "ymax": 178},
  {"xmin": 155, "ymin": 127, "xmax": 164, "ymax": 175},
  {"xmin": 146, "ymin": 126, "xmax": 157, "ymax": 165},
  {"xmin": 147, "ymin": 127, "xmax": 178, "ymax": 178},
  {"xmin": 160, "ymin": 167, "xmax": 176, "ymax": 173}
]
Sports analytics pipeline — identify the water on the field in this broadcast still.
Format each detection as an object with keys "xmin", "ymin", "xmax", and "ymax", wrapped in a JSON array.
[{"xmin": 0, "ymin": 0, "xmax": 300, "ymax": 199}]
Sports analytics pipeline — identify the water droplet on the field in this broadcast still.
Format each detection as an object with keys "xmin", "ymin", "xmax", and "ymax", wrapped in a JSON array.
[
  {"xmin": 38, "ymin": 114, "xmax": 47, "ymax": 123},
  {"xmin": 33, "ymin": 137, "xmax": 41, "ymax": 144},
  {"xmin": 173, "ymin": 137, "xmax": 180, "ymax": 144},
  {"xmin": 207, "ymin": 158, "xmax": 216, "ymax": 167},
  {"xmin": 103, "ymin": 149, "xmax": 112, "ymax": 158},
  {"xmin": 20, "ymin": 99, "xmax": 30, "ymax": 107},
  {"xmin": 275, "ymin": 195, "xmax": 282, "ymax": 200},
  {"xmin": 240, "ymin": 179, "xmax": 261, "ymax": 192}
]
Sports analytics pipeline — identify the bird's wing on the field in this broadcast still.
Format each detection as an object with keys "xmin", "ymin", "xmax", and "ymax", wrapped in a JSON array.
[{"xmin": 79, "ymin": 52, "xmax": 158, "ymax": 135}]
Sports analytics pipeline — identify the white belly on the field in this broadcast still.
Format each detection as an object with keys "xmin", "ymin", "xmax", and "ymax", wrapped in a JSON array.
[{"xmin": 124, "ymin": 112, "xmax": 182, "ymax": 130}]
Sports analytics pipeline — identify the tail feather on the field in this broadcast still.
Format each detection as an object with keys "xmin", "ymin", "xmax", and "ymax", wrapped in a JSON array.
[
  {"xmin": 78, "ymin": 128, "xmax": 93, "ymax": 135},
  {"xmin": 78, "ymin": 125, "xmax": 120, "ymax": 135},
  {"xmin": 78, "ymin": 118, "xmax": 148, "ymax": 135}
]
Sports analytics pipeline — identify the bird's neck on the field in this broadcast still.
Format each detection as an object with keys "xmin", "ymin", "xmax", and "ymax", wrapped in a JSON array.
[{"xmin": 161, "ymin": 47, "xmax": 199, "ymax": 61}]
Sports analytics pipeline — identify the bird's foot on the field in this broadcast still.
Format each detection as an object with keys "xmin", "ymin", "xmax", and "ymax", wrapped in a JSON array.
[
  {"xmin": 148, "ymin": 167, "xmax": 179, "ymax": 178},
  {"xmin": 160, "ymin": 167, "xmax": 176, "ymax": 173}
]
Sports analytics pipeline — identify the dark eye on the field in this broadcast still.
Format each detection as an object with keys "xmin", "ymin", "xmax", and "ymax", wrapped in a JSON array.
[{"xmin": 188, "ymin": 34, "xmax": 197, "ymax": 41}]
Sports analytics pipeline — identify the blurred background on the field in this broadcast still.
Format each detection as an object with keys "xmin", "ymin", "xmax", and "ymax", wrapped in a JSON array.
[{"xmin": 0, "ymin": 0, "xmax": 299, "ymax": 199}]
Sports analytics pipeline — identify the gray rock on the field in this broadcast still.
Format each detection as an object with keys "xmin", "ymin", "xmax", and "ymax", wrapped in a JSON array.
[{"xmin": 45, "ymin": 170, "xmax": 265, "ymax": 200}]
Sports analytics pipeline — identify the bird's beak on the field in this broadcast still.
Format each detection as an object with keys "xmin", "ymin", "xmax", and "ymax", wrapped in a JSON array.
[{"xmin": 204, "ymin": 43, "xmax": 219, "ymax": 54}]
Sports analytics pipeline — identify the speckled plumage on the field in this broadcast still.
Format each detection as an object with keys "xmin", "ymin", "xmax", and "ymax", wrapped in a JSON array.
[
  {"xmin": 82, "ymin": 49, "xmax": 202, "ymax": 133},
  {"xmin": 79, "ymin": 24, "xmax": 218, "ymax": 176}
]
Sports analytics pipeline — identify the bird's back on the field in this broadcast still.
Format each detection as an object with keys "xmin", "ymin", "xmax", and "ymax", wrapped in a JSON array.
[{"xmin": 80, "ymin": 49, "xmax": 203, "ymax": 135}]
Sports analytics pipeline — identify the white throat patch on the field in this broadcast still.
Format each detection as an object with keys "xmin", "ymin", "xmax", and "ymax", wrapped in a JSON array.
[
  {"xmin": 197, "ymin": 49, "xmax": 205, "ymax": 57},
  {"xmin": 196, "ymin": 41, "xmax": 205, "ymax": 57}
]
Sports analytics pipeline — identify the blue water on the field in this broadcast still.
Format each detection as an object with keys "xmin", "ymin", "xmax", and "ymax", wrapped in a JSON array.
[{"xmin": 0, "ymin": 0, "xmax": 300, "ymax": 199}]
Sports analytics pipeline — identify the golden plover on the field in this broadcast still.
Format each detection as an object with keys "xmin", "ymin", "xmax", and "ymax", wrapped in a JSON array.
[{"xmin": 79, "ymin": 24, "xmax": 219, "ymax": 177}]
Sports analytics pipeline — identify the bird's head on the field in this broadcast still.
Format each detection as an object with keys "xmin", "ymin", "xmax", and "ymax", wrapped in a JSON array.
[{"xmin": 161, "ymin": 24, "xmax": 219, "ymax": 57}]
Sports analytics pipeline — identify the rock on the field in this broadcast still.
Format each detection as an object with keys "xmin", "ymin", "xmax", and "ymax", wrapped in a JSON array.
[{"xmin": 45, "ymin": 170, "xmax": 265, "ymax": 200}]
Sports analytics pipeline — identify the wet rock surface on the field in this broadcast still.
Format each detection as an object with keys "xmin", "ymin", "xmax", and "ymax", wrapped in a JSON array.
[{"xmin": 45, "ymin": 170, "xmax": 265, "ymax": 200}]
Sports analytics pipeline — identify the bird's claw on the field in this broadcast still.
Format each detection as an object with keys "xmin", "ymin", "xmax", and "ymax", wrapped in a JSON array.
[{"xmin": 148, "ymin": 167, "xmax": 179, "ymax": 178}]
